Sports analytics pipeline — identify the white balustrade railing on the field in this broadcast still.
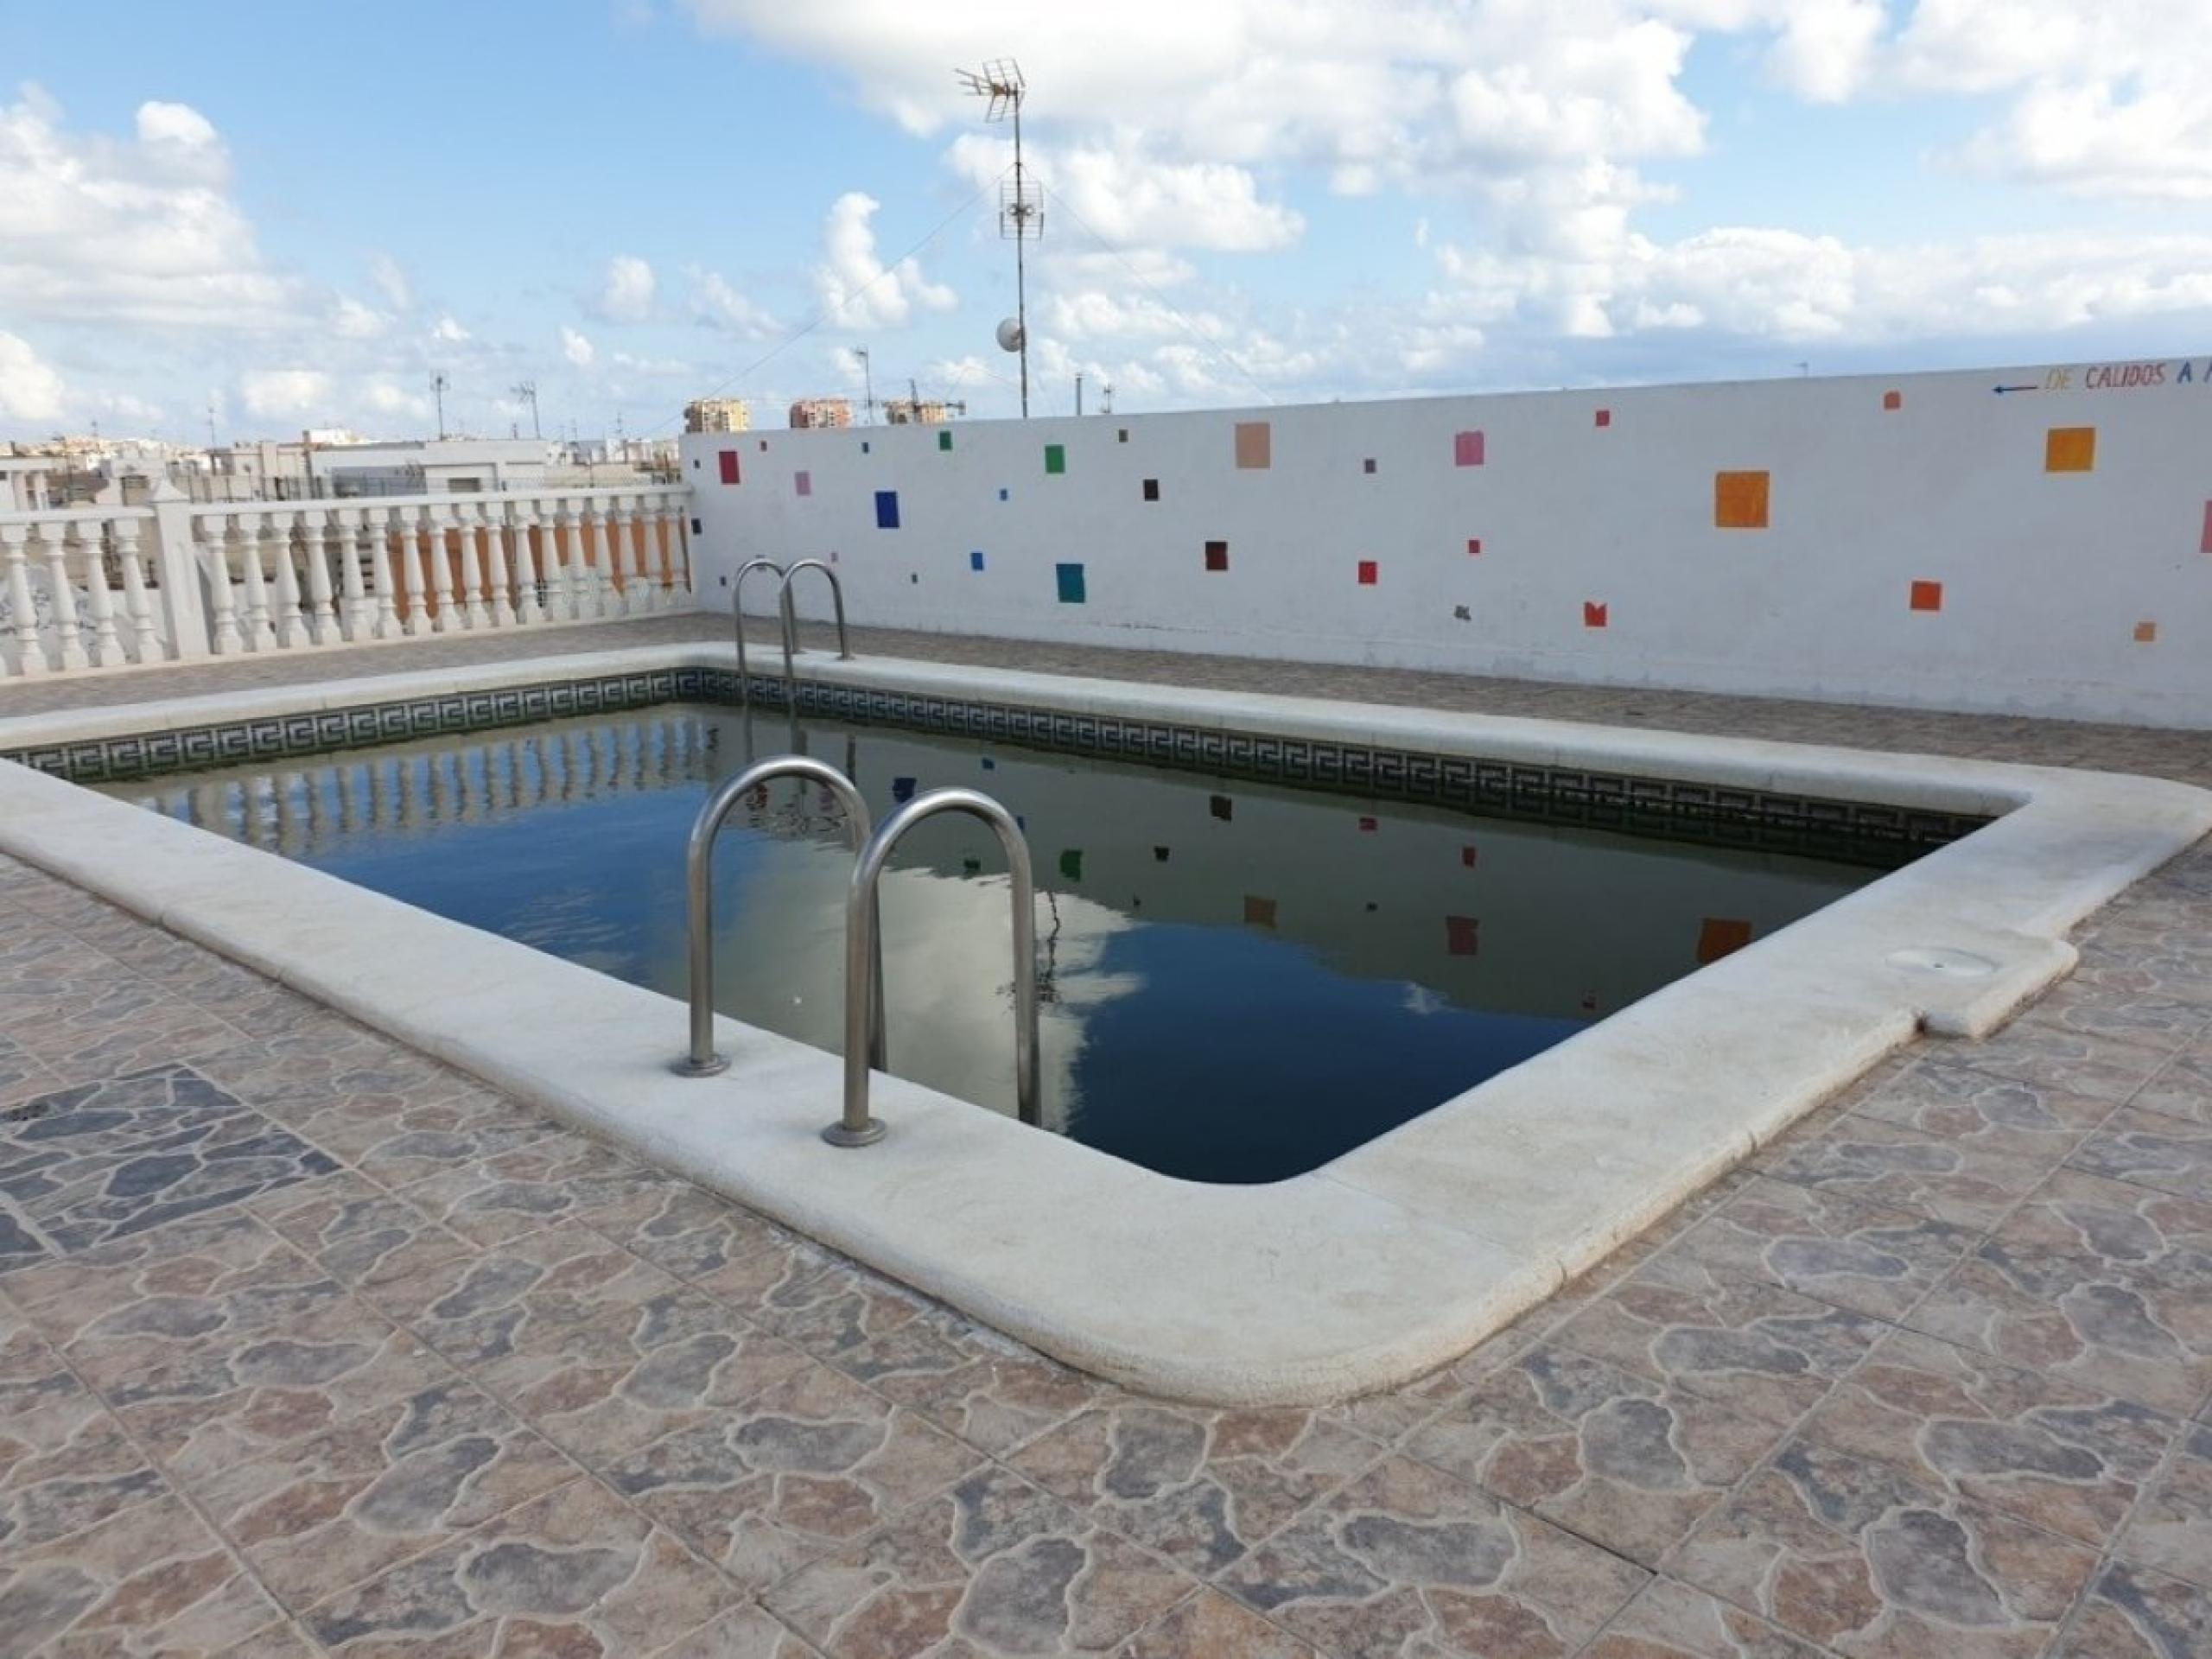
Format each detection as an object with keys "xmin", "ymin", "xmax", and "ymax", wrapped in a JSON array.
[{"xmin": 0, "ymin": 482, "xmax": 696, "ymax": 682}]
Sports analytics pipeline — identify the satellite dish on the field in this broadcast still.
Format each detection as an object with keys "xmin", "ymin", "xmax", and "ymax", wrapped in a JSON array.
[{"xmin": 995, "ymin": 317, "xmax": 1024, "ymax": 353}]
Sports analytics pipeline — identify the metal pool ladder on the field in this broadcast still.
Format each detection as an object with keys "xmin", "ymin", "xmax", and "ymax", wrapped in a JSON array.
[
  {"xmin": 729, "ymin": 557, "xmax": 786, "ymax": 705},
  {"xmin": 776, "ymin": 559, "xmax": 851, "ymax": 721},
  {"xmin": 673, "ymin": 754, "xmax": 884, "ymax": 1077},
  {"xmin": 825, "ymin": 786, "xmax": 1039, "ymax": 1147}
]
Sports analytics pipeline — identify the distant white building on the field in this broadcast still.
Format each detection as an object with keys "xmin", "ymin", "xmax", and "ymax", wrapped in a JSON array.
[{"xmin": 309, "ymin": 438, "xmax": 554, "ymax": 497}]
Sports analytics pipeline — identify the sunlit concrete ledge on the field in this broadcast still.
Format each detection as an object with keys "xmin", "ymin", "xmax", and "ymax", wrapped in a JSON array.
[{"xmin": 3, "ymin": 643, "xmax": 2207, "ymax": 1405}]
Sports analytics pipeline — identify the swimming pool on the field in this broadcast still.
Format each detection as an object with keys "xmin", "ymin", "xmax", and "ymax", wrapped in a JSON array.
[{"xmin": 108, "ymin": 702, "xmax": 1893, "ymax": 1181}]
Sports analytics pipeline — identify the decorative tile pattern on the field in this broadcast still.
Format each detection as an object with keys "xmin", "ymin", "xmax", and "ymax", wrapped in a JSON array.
[
  {"xmin": 2052, "ymin": 1560, "xmax": 2212, "ymax": 1659},
  {"xmin": 1764, "ymin": 1113, "xmax": 2053, "ymax": 1230},
  {"xmin": 1991, "ymin": 1165, "xmax": 2212, "ymax": 1276},
  {"xmin": 2069, "ymin": 1106, "xmax": 2212, "ymax": 1204},
  {"xmin": 2114, "ymin": 1420, "xmax": 2212, "ymax": 1589},
  {"xmin": 1584, "ymin": 1577, "xmax": 1828, "ymax": 1659}
]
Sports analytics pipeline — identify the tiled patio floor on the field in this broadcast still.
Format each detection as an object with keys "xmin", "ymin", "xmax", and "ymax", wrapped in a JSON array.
[{"xmin": 2, "ymin": 622, "xmax": 2209, "ymax": 1655}]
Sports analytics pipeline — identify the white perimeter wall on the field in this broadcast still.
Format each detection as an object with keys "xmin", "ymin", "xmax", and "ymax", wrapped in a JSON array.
[{"xmin": 682, "ymin": 358, "xmax": 2212, "ymax": 727}]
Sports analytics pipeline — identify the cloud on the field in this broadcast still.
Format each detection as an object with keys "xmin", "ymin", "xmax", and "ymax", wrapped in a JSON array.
[
  {"xmin": 362, "ymin": 377, "xmax": 432, "ymax": 422},
  {"xmin": 686, "ymin": 265, "xmax": 780, "ymax": 338},
  {"xmin": 330, "ymin": 297, "xmax": 390, "ymax": 339},
  {"xmin": 430, "ymin": 314, "xmax": 470, "ymax": 342},
  {"xmin": 810, "ymin": 192, "xmax": 957, "ymax": 329},
  {"xmin": 947, "ymin": 134, "xmax": 1302, "ymax": 253},
  {"xmin": 560, "ymin": 325, "xmax": 596, "ymax": 366},
  {"xmin": 366, "ymin": 253, "xmax": 412, "ymax": 311},
  {"xmin": 0, "ymin": 86, "xmax": 302, "ymax": 328},
  {"xmin": 0, "ymin": 331, "xmax": 65, "ymax": 422},
  {"xmin": 596, "ymin": 254, "xmax": 657, "ymax": 322},
  {"xmin": 239, "ymin": 367, "xmax": 334, "ymax": 418}
]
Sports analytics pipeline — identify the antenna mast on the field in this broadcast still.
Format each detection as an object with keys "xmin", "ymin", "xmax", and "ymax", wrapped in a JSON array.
[
  {"xmin": 430, "ymin": 372, "xmax": 450, "ymax": 440},
  {"xmin": 958, "ymin": 58, "xmax": 1039, "ymax": 418},
  {"xmin": 510, "ymin": 380, "xmax": 540, "ymax": 440}
]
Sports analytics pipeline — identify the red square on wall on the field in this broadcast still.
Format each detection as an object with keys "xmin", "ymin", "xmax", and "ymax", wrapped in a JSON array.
[
  {"xmin": 1445, "ymin": 915, "xmax": 1479, "ymax": 957},
  {"xmin": 1583, "ymin": 601, "xmax": 1608, "ymax": 628},
  {"xmin": 1466, "ymin": 537, "xmax": 1482, "ymax": 556},
  {"xmin": 1910, "ymin": 580, "xmax": 1943, "ymax": 613},
  {"xmin": 1204, "ymin": 540, "xmax": 1229, "ymax": 571},
  {"xmin": 1593, "ymin": 409, "xmax": 1611, "ymax": 428},
  {"xmin": 717, "ymin": 450, "xmax": 740, "ymax": 485},
  {"xmin": 1358, "ymin": 816, "xmax": 1377, "ymax": 832},
  {"xmin": 1460, "ymin": 846, "xmax": 1478, "ymax": 868},
  {"xmin": 1357, "ymin": 560, "xmax": 1378, "ymax": 585}
]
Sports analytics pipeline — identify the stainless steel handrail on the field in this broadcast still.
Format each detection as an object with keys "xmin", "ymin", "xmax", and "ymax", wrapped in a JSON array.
[
  {"xmin": 826, "ymin": 786, "xmax": 1039, "ymax": 1147},
  {"xmin": 778, "ymin": 557, "xmax": 852, "ymax": 672},
  {"xmin": 730, "ymin": 556, "xmax": 786, "ymax": 704},
  {"xmin": 674, "ymin": 754, "xmax": 885, "ymax": 1077}
]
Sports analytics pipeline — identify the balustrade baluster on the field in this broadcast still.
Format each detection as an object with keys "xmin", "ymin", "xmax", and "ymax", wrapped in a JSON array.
[
  {"xmin": 358, "ymin": 509, "xmax": 397, "ymax": 639},
  {"xmin": 38, "ymin": 522, "xmax": 89, "ymax": 670},
  {"xmin": 71, "ymin": 520, "xmax": 125, "ymax": 668},
  {"xmin": 235, "ymin": 515, "xmax": 276, "ymax": 650},
  {"xmin": 389, "ymin": 506, "xmax": 425, "ymax": 635},
  {"xmin": 422, "ymin": 505, "xmax": 457, "ymax": 632},
  {"xmin": 2, "ymin": 524, "xmax": 44, "ymax": 676},
  {"xmin": 510, "ymin": 500, "xmax": 543, "ymax": 625},
  {"xmin": 605, "ymin": 493, "xmax": 637, "ymax": 615},
  {"xmin": 267, "ymin": 512, "xmax": 306, "ymax": 648},
  {"xmin": 547, "ymin": 499, "xmax": 580, "ymax": 620},
  {"xmin": 299, "ymin": 510, "xmax": 338, "ymax": 644},
  {"xmin": 195, "ymin": 512, "xmax": 243, "ymax": 655},
  {"xmin": 575, "ymin": 497, "xmax": 607, "ymax": 620},
  {"xmin": 332, "ymin": 509, "xmax": 367, "ymax": 640},
  {"xmin": 627, "ymin": 493, "xmax": 658, "ymax": 613},
  {"xmin": 454, "ymin": 503, "xmax": 490, "ymax": 629},
  {"xmin": 111, "ymin": 515, "xmax": 161, "ymax": 662},
  {"xmin": 477, "ymin": 502, "xmax": 516, "ymax": 627}
]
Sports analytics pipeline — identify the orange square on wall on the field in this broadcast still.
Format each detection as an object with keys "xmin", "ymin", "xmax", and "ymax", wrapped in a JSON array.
[
  {"xmin": 2045, "ymin": 427, "xmax": 2095, "ymax": 473},
  {"xmin": 1697, "ymin": 918, "xmax": 1753, "ymax": 963},
  {"xmin": 1234, "ymin": 421, "xmax": 1272, "ymax": 469},
  {"xmin": 1910, "ymin": 580, "xmax": 1943, "ymax": 613},
  {"xmin": 1882, "ymin": 390, "xmax": 1902, "ymax": 410},
  {"xmin": 2135, "ymin": 620, "xmax": 2158, "ymax": 643},
  {"xmin": 1714, "ymin": 471, "xmax": 1770, "ymax": 529}
]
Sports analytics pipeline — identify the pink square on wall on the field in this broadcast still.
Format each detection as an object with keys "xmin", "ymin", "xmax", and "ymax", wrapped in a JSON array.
[
  {"xmin": 1453, "ymin": 430, "xmax": 1484, "ymax": 467},
  {"xmin": 2201, "ymin": 500, "xmax": 2212, "ymax": 554},
  {"xmin": 1466, "ymin": 537, "xmax": 1482, "ymax": 556},
  {"xmin": 1593, "ymin": 409, "xmax": 1611, "ymax": 429},
  {"xmin": 794, "ymin": 471, "xmax": 811, "ymax": 497},
  {"xmin": 1357, "ymin": 559, "xmax": 1378, "ymax": 585}
]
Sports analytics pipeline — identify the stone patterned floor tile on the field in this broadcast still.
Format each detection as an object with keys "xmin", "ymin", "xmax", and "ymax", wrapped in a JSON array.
[
  {"xmin": 1845, "ymin": 1057, "xmax": 2115, "ymax": 1163},
  {"xmin": 582, "ymin": 1173, "xmax": 807, "ymax": 1287},
  {"xmin": 1664, "ymin": 1436, "xmax": 2098, "ymax": 1659},
  {"xmin": 766, "ymin": 1464, "xmax": 1200, "ymax": 1658},
  {"xmin": 0, "ymin": 1343, "xmax": 166, "ymax": 1552},
  {"xmin": 1008, "ymin": 1398, "xmax": 1382, "ymax": 1578},
  {"xmin": 1659, "ymin": 1175, "xmax": 1975, "ymax": 1322},
  {"xmin": 1991, "ymin": 1165, "xmax": 2212, "ymax": 1276},
  {"xmin": 2113, "ymin": 1420, "xmax": 2212, "ymax": 1591},
  {"xmin": 192, "ymin": 1020, "xmax": 461, "ymax": 1116},
  {"xmin": 1942, "ymin": 1019, "xmax": 2180, "ymax": 1102},
  {"xmin": 1582, "ymin": 1576, "xmax": 1832, "ymax": 1659},
  {"xmin": 0, "ymin": 1033, "xmax": 61, "ymax": 1113},
  {"xmin": 836, "ymin": 1316, "xmax": 1111, "ymax": 1457},
  {"xmin": 752, "ymin": 1260, "xmax": 938, "ymax": 1360},
  {"xmin": 0, "ymin": 1491, "xmax": 292, "ymax": 1656},
  {"xmin": 601, "ymin": 1358, "xmax": 985, "ymax": 1592},
  {"xmin": 2133, "ymin": 1050, "xmax": 2212, "ymax": 1128},
  {"xmin": 10, "ymin": 987, "xmax": 253, "ymax": 1089},
  {"xmin": 677, "ymin": 1225, "xmax": 843, "ymax": 1320},
  {"xmin": 2050, "ymin": 1560, "xmax": 2212, "ymax": 1659},
  {"xmin": 1763, "ymin": 1113, "xmax": 2057, "ymax": 1231},
  {"xmin": 0, "ymin": 1065, "xmax": 335, "ymax": 1256},
  {"xmin": 2068, "ymin": 1105, "xmax": 2212, "ymax": 1205},
  {"xmin": 194, "ymin": 1376, "xmax": 577, "ymax": 1613},
  {"xmin": 1796, "ymin": 1325, "xmax": 2176, "ymax": 1548},
  {"xmin": 1214, "ymin": 1451, "xmax": 1649, "ymax": 1659},
  {"xmin": 1116, "ymin": 1587, "xmax": 1320, "ymax": 1658},
  {"xmin": 656, "ymin": 1603, "xmax": 826, "ymax": 1658},
  {"xmin": 1550, "ymin": 1254, "xmax": 1889, "ymax": 1427},
  {"xmin": 327, "ymin": 1086, "xmax": 557, "ymax": 1189},
  {"xmin": 397, "ymin": 1129, "xmax": 682, "ymax": 1247},
  {"xmin": 299, "ymin": 1474, "xmax": 744, "ymax": 1656},
  {"xmin": 1404, "ymin": 1343, "xmax": 1793, "ymax": 1567},
  {"xmin": 246, "ymin": 1169, "xmax": 480, "ymax": 1310},
  {"xmin": 1904, "ymin": 1240, "xmax": 2212, "ymax": 1418},
  {"xmin": 2008, "ymin": 981, "xmax": 2211, "ymax": 1051}
]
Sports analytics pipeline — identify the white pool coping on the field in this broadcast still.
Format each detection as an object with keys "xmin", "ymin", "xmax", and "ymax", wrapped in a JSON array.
[{"xmin": 3, "ymin": 643, "xmax": 2207, "ymax": 1405}]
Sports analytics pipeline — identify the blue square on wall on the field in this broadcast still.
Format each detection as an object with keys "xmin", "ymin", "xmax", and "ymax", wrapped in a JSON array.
[
  {"xmin": 997, "ymin": 487, "xmax": 1009, "ymax": 502},
  {"xmin": 969, "ymin": 550, "xmax": 985, "ymax": 571},
  {"xmin": 874, "ymin": 490, "xmax": 899, "ymax": 529},
  {"xmin": 1055, "ymin": 563, "xmax": 1086, "ymax": 604}
]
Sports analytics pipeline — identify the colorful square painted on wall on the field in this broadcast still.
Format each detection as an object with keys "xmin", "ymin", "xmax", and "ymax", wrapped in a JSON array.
[
  {"xmin": 998, "ymin": 487, "xmax": 1009, "ymax": 501},
  {"xmin": 1045, "ymin": 443, "xmax": 1066, "ymax": 474},
  {"xmin": 1055, "ymin": 563, "xmax": 1085, "ymax": 603},
  {"xmin": 938, "ymin": 430, "xmax": 953, "ymax": 451},
  {"xmin": 969, "ymin": 550, "xmax": 985, "ymax": 571},
  {"xmin": 1243, "ymin": 895, "xmax": 1278, "ymax": 928},
  {"xmin": 1883, "ymin": 390, "xmax": 1903, "ymax": 410},
  {"xmin": 1445, "ymin": 916, "xmax": 1479, "ymax": 957},
  {"xmin": 2134, "ymin": 620, "xmax": 2158, "ymax": 643},
  {"xmin": 874, "ymin": 490, "xmax": 899, "ymax": 529},
  {"xmin": 1143, "ymin": 478, "xmax": 1160, "ymax": 501},
  {"xmin": 2199, "ymin": 501, "xmax": 2211, "ymax": 553},
  {"xmin": 1363, "ymin": 458, "xmax": 1377, "ymax": 474},
  {"xmin": 1583, "ymin": 601, "xmax": 1608, "ymax": 628},
  {"xmin": 1205, "ymin": 540, "xmax": 1229, "ymax": 571},
  {"xmin": 1235, "ymin": 421, "xmax": 1272, "ymax": 469},
  {"xmin": 794, "ymin": 471, "xmax": 812, "ymax": 497},
  {"xmin": 1714, "ymin": 470, "xmax": 1770, "ymax": 529},
  {"xmin": 1453, "ymin": 430, "xmax": 1484, "ymax": 467},
  {"xmin": 1466, "ymin": 537, "xmax": 1482, "ymax": 556},
  {"xmin": 1910, "ymin": 579, "xmax": 1943, "ymax": 612},
  {"xmin": 717, "ymin": 450, "xmax": 740, "ymax": 485},
  {"xmin": 2045, "ymin": 427, "xmax": 2096, "ymax": 473},
  {"xmin": 1697, "ymin": 918, "xmax": 1753, "ymax": 963},
  {"xmin": 1593, "ymin": 409, "xmax": 1611, "ymax": 429},
  {"xmin": 1357, "ymin": 559, "xmax": 1378, "ymax": 585}
]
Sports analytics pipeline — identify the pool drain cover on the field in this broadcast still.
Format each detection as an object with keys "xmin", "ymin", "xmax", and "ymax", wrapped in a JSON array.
[{"xmin": 1886, "ymin": 946, "xmax": 1999, "ymax": 978}]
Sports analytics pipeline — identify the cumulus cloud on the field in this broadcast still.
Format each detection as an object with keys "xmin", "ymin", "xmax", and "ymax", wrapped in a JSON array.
[
  {"xmin": 366, "ymin": 253, "xmax": 412, "ymax": 311},
  {"xmin": 430, "ymin": 314, "xmax": 470, "ymax": 342},
  {"xmin": 686, "ymin": 265, "xmax": 780, "ymax": 338},
  {"xmin": 0, "ymin": 86, "xmax": 302, "ymax": 327},
  {"xmin": 0, "ymin": 330, "xmax": 65, "ymax": 423},
  {"xmin": 239, "ymin": 367, "xmax": 334, "ymax": 418},
  {"xmin": 595, "ymin": 254, "xmax": 657, "ymax": 322},
  {"xmin": 810, "ymin": 192, "xmax": 957, "ymax": 329},
  {"xmin": 560, "ymin": 325, "xmax": 595, "ymax": 366}
]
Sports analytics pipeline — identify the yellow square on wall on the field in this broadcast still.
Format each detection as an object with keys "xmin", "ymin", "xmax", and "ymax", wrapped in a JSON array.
[
  {"xmin": 2045, "ymin": 427, "xmax": 2096, "ymax": 473},
  {"xmin": 1713, "ymin": 470, "xmax": 1770, "ymax": 529}
]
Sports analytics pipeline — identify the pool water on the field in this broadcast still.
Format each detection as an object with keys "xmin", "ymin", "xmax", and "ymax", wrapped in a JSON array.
[{"xmin": 108, "ymin": 704, "xmax": 1890, "ymax": 1182}]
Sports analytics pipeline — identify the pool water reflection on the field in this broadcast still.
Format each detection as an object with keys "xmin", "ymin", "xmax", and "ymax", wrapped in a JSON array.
[{"xmin": 110, "ymin": 705, "xmax": 1886, "ymax": 1182}]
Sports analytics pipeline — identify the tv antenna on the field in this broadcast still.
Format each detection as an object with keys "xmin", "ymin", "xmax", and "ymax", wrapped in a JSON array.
[
  {"xmin": 958, "ymin": 57, "xmax": 1039, "ymax": 418},
  {"xmin": 430, "ymin": 372, "xmax": 450, "ymax": 440},
  {"xmin": 510, "ymin": 380, "xmax": 540, "ymax": 440},
  {"xmin": 852, "ymin": 346, "xmax": 875, "ymax": 423}
]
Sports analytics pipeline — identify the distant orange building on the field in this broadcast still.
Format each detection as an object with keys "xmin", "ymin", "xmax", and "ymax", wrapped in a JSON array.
[{"xmin": 788, "ymin": 397, "xmax": 853, "ymax": 429}]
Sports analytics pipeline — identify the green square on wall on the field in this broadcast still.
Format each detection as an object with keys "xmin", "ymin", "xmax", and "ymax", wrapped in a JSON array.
[
  {"xmin": 938, "ymin": 430, "xmax": 952, "ymax": 451},
  {"xmin": 1055, "ymin": 563, "xmax": 1085, "ymax": 603},
  {"xmin": 1045, "ymin": 443, "xmax": 1065, "ymax": 474}
]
